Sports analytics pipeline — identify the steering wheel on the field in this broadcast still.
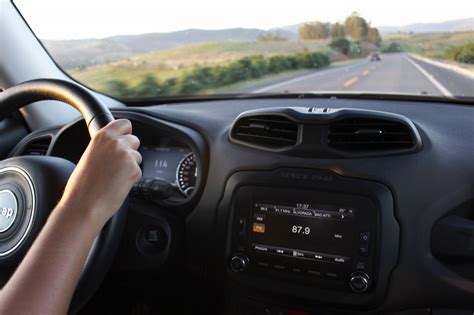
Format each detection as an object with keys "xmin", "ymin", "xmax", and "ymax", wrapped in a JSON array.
[{"xmin": 0, "ymin": 79, "xmax": 127, "ymax": 313}]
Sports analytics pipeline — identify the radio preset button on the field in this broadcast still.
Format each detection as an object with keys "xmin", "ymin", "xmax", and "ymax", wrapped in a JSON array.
[
  {"xmin": 291, "ymin": 266, "xmax": 303, "ymax": 274},
  {"xmin": 257, "ymin": 261, "xmax": 270, "ymax": 268},
  {"xmin": 325, "ymin": 272, "xmax": 338, "ymax": 279},
  {"xmin": 273, "ymin": 264, "xmax": 287, "ymax": 271},
  {"xmin": 307, "ymin": 269, "xmax": 323, "ymax": 277}
]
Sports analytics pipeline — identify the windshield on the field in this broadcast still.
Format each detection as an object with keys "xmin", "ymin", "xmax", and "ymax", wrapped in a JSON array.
[{"xmin": 15, "ymin": 0, "xmax": 474, "ymax": 100}]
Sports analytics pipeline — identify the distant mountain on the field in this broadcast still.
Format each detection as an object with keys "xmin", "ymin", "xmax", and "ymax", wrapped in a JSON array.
[
  {"xmin": 43, "ymin": 38, "xmax": 134, "ymax": 70},
  {"xmin": 108, "ymin": 28, "xmax": 265, "ymax": 53},
  {"xmin": 378, "ymin": 18, "xmax": 474, "ymax": 34}
]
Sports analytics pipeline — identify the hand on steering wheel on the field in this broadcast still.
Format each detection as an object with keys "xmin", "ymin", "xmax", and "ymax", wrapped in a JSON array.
[
  {"xmin": 59, "ymin": 119, "xmax": 142, "ymax": 231},
  {"xmin": 0, "ymin": 79, "xmax": 140, "ymax": 313}
]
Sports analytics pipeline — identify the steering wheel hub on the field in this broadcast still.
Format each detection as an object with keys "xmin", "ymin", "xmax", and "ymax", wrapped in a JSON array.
[
  {"xmin": 0, "ymin": 166, "xmax": 35, "ymax": 257},
  {"xmin": 0, "ymin": 189, "xmax": 18, "ymax": 233}
]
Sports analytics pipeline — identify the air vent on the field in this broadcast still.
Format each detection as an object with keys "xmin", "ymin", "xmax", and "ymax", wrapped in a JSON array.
[
  {"xmin": 327, "ymin": 117, "xmax": 415, "ymax": 151},
  {"xmin": 20, "ymin": 136, "xmax": 52, "ymax": 156},
  {"xmin": 231, "ymin": 114, "xmax": 299, "ymax": 149}
]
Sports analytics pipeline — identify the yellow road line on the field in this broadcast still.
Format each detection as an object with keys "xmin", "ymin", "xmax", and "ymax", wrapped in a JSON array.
[
  {"xmin": 362, "ymin": 69, "xmax": 370, "ymax": 76},
  {"xmin": 343, "ymin": 76, "xmax": 358, "ymax": 87}
]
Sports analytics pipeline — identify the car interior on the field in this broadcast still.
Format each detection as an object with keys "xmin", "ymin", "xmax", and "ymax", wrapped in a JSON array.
[{"xmin": 0, "ymin": 1, "xmax": 473, "ymax": 314}]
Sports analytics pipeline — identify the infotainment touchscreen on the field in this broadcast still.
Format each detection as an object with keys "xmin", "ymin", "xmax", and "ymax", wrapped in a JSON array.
[{"xmin": 250, "ymin": 202, "xmax": 356, "ymax": 263}]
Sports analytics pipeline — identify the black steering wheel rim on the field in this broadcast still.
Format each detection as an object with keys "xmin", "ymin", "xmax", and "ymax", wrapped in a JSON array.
[
  {"xmin": 0, "ymin": 78, "xmax": 127, "ymax": 313},
  {"xmin": 0, "ymin": 78, "xmax": 114, "ymax": 137}
]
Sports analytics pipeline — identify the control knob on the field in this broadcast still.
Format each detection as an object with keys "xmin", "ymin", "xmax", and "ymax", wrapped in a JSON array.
[
  {"xmin": 229, "ymin": 253, "xmax": 249, "ymax": 272},
  {"xmin": 349, "ymin": 271, "xmax": 370, "ymax": 293}
]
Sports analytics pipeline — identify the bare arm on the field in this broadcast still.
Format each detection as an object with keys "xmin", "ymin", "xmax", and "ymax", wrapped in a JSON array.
[{"xmin": 0, "ymin": 119, "xmax": 142, "ymax": 315}]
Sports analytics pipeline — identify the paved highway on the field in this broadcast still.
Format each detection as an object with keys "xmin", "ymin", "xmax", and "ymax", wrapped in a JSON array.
[{"xmin": 248, "ymin": 53, "xmax": 473, "ymax": 98}]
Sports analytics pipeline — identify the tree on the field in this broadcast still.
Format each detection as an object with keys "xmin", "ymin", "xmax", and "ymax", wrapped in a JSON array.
[
  {"xmin": 330, "ymin": 38, "xmax": 351, "ymax": 55},
  {"xmin": 313, "ymin": 22, "xmax": 331, "ymax": 39},
  {"xmin": 366, "ymin": 27, "xmax": 382, "ymax": 46},
  {"xmin": 299, "ymin": 23, "xmax": 315, "ymax": 40},
  {"xmin": 331, "ymin": 22, "xmax": 345, "ymax": 38},
  {"xmin": 105, "ymin": 80, "xmax": 132, "ymax": 98},
  {"xmin": 344, "ymin": 13, "xmax": 368, "ymax": 40},
  {"xmin": 136, "ymin": 75, "xmax": 161, "ymax": 97},
  {"xmin": 298, "ymin": 21, "xmax": 330, "ymax": 40},
  {"xmin": 382, "ymin": 42, "xmax": 402, "ymax": 53}
]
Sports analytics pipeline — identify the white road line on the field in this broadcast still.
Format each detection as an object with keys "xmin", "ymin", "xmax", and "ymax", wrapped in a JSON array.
[
  {"xmin": 252, "ymin": 61, "xmax": 368, "ymax": 93},
  {"xmin": 404, "ymin": 54, "xmax": 453, "ymax": 97}
]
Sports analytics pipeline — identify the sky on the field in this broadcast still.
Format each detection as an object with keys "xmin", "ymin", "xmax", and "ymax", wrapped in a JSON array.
[{"xmin": 14, "ymin": 0, "xmax": 474, "ymax": 40}]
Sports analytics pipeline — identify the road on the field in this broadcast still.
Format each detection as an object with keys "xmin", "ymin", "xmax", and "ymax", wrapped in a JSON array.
[{"xmin": 246, "ymin": 53, "xmax": 473, "ymax": 97}]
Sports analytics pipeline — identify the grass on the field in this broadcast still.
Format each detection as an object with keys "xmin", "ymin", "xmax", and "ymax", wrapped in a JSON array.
[
  {"xmin": 70, "ymin": 40, "xmax": 334, "ymax": 92},
  {"xmin": 382, "ymin": 31, "xmax": 474, "ymax": 58}
]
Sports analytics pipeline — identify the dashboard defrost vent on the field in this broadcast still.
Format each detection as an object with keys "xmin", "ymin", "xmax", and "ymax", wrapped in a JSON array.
[
  {"xmin": 327, "ymin": 117, "xmax": 415, "ymax": 151},
  {"xmin": 20, "ymin": 136, "xmax": 52, "ymax": 156},
  {"xmin": 231, "ymin": 114, "xmax": 298, "ymax": 149}
]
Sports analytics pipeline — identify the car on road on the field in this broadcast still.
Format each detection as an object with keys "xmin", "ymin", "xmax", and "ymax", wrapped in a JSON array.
[
  {"xmin": 1, "ymin": 1, "xmax": 474, "ymax": 314},
  {"xmin": 369, "ymin": 51, "xmax": 381, "ymax": 61}
]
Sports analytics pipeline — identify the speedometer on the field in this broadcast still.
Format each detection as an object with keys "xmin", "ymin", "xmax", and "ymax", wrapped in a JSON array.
[{"xmin": 176, "ymin": 153, "xmax": 197, "ymax": 197}]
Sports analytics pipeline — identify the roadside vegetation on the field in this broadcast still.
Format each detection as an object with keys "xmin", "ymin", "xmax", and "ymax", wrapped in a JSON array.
[
  {"xmin": 445, "ymin": 43, "xmax": 474, "ymax": 64},
  {"xmin": 70, "ymin": 13, "xmax": 381, "ymax": 99},
  {"xmin": 105, "ymin": 52, "xmax": 330, "ymax": 98},
  {"xmin": 381, "ymin": 31, "xmax": 474, "ymax": 65}
]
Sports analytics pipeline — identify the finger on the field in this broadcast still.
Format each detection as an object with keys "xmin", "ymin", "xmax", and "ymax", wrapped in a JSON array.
[
  {"xmin": 129, "ymin": 149, "xmax": 143, "ymax": 165},
  {"xmin": 105, "ymin": 119, "xmax": 133, "ymax": 136},
  {"xmin": 120, "ymin": 134, "xmax": 140, "ymax": 150}
]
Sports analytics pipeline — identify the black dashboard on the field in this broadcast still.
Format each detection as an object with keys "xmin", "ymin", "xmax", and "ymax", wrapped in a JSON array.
[{"xmin": 9, "ymin": 96, "xmax": 474, "ymax": 314}]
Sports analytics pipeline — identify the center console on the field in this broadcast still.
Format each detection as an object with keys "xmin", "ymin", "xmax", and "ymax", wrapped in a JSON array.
[
  {"xmin": 230, "ymin": 187, "xmax": 377, "ymax": 293},
  {"xmin": 217, "ymin": 168, "xmax": 399, "ymax": 309}
]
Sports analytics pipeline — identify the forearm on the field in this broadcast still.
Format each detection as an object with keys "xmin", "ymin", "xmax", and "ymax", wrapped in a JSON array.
[{"xmin": 1, "ymin": 203, "xmax": 103, "ymax": 315}]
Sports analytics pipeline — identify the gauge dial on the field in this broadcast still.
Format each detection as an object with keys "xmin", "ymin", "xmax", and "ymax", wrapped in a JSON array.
[{"xmin": 176, "ymin": 153, "xmax": 197, "ymax": 197}]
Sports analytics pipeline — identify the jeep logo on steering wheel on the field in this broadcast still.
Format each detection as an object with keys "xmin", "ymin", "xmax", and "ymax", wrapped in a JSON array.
[{"xmin": 0, "ymin": 190, "xmax": 18, "ymax": 233}]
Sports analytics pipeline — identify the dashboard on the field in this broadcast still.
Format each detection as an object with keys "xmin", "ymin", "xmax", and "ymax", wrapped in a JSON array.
[{"xmin": 8, "ymin": 97, "xmax": 474, "ymax": 314}]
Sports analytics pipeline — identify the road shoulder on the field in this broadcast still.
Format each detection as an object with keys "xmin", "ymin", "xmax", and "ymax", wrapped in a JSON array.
[{"xmin": 409, "ymin": 54, "xmax": 474, "ymax": 79}]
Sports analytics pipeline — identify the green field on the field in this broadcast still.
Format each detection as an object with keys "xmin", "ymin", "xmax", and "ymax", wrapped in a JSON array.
[
  {"xmin": 382, "ymin": 31, "xmax": 474, "ymax": 58},
  {"xmin": 70, "ymin": 40, "xmax": 336, "ymax": 92}
]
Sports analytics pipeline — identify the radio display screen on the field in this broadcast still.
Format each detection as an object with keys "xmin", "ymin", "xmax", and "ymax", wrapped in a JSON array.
[{"xmin": 250, "ymin": 203, "xmax": 356, "ymax": 262}]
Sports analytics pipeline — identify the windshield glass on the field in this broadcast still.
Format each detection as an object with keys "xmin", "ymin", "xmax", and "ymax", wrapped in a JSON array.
[{"xmin": 15, "ymin": 0, "xmax": 474, "ymax": 100}]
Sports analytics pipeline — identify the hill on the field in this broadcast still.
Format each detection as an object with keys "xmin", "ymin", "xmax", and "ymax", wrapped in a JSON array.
[
  {"xmin": 43, "ymin": 28, "xmax": 266, "ymax": 70},
  {"xmin": 378, "ymin": 18, "xmax": 474, "ymax": 35}
]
